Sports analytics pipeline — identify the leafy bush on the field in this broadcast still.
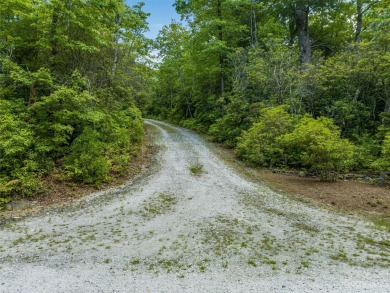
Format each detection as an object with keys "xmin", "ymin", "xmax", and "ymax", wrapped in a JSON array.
[
  {"xmin": 62, "ymin": 104, "xmax": 144, "ymax": 183},
  {"xmin": 104, "ymin": 107, "xmax": 145, "ymax": 174},
  {"xmin": 30, "ymin": 83, "xmax": 145, "ymax": 184},
  {"xmin": 281, "ymin": 116, "xmax": 354, "ymax": 181},
  {"xmin": 0, "ymin": 76, "xmax": 145, "ymax": 191},
  {"xmin": 235, "ymin": 105, "xmax": 294, "ymax": 167},
  {"xmin": 372, "ymin": 133, "xmax": 390, "ymax": 171},
  {"xmin": 209, "ymin": 98, "xmax": 253, "ymax": 147},
  {"xmin": 180, "ymin": 118, "xmax": 199, "ymax": 130},
  {"xmin": 0, "ymin": 196, "xmax": 10, "ymax": 210},
  {"xmin": 351, "ymin": 134, "xmax": 381, "ymax": 170},
  {"xmin": 64, "ymin": 128, "xmax": 109, "ymax": 184},
  {"xmin": 0, "ymin": 99, "xmax": 43, "ymax": 197},
  {"xmin": 120, "ymin": 107, "xmax": 145, "ymax": 145},
  {"xmin": 0, "ymin": 0, "xmax": 150, "ymax": 198},
  {"xmin": 29, "ymin": 86, "xmax": 95, "ymax": 156},
  {"xmin": 0, "ymin": 175, "xmax": 42, "ymax": 198}
]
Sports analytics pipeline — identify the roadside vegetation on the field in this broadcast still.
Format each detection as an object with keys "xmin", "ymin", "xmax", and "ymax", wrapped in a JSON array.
[
  {"xmin": 0, "ymin": 0, "xmax": 154, "ymax": 206},
  {"xmin": 148, "ymin": 0, "xmax": 390, "ymax": 183}
]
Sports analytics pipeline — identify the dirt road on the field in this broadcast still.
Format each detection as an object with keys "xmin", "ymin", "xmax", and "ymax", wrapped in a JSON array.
[{"xmin": 0, "ymin": 120, "xmax": 389, "ymax": 292}]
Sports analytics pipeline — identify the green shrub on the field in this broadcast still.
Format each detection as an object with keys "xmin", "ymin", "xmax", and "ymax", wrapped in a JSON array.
[
  {"xmin": 0, "ymin": 196, "xmax": 10, "ymax": 210},
  {"xmin": 31, "ymin": 86, "xmax": 145, "ymax": 184},
  {"xmin": 103, "ymin": 107, "xmax": 144, "ymax": 174},
  {"xmin": 0, "ymin": 173, "xmax": 43, "ymax": 198},
  {"xmin": 119, "ymin": 107, "xmax": 145, "ymax": 145},
  {"xmin": 64, "ymin": 128, "xmax": 109, "ymax": 184},
  {"xmin": 351, "ymin": 134, "xmax": 381, "ymax": 170},
  {"xmin": 281, "ymin": 116, "xmax": 354, "ymax": 181},
  {"xmin": 180, "ymin": 118, "xmax": 199, "ymax": 130},
  {"xmin": 29, "ymin": 87, "xmax": 95, "ymax": 156},
  {"xmin": 372, "ymin": 132, "xmax": 390, "ymax": 171},
  {"xmin": 209, "ymin": 98, "xmax": 252, "ymax": 147},
  {"xmin": 235, "ymin": 105, "xmax": 294, "ymax": 167},
  {"xmin": 0, "ymin": 100, "xmax": 43, "ymax": 197},
  {"xmin": 0, "ymin": 56, "xmax": 146, "ymax": 196}
]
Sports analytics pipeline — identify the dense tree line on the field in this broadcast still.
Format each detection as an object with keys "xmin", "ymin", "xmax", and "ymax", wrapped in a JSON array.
[
  {"xmin": 148, "ymin": 0, "xmax": 390, "ymax": 181},
  {"xmin": 0, "ymin": 0, "xmax": 153, "ymax": 202}
]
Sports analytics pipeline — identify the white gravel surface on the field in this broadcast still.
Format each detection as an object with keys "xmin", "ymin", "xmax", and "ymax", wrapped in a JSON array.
[{"xmin": 0, "ymin": 119, "xmax": 389, "ymax": 293}]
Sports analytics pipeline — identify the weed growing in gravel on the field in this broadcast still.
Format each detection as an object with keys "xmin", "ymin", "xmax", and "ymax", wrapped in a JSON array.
[
  {"xmin": 140, "ymin": 193, "xmax": 178, "ymax": 219},
  {"xmin": 148, "ymin": 263, "xmax": 155, "ymax": 271},
  {"xmin": 352, "ymin": 234, "xmax": 390, "ymax": 268},
  {"xmin": 265, "ymin": 208, "xmax": 286, "ymax": 217},
  {"xmin": 31, "ymin": 234, "xmax": 48, "ymax": 243},
  {"xmin": 197, "ymin": 261, "xmax": 207, "ymax": 272},
  {"xmin": 12, "ymin": 237, "xmax": 25, "ymax": 246},
  {"xmin": 3, "ymin": 222, "xmax": 12, "ymax": 229},
  {"xmin": 130, "ymin": 259, "xmax": 140, "ymax": 265},
  {"xmin": 264, "ymin": 258, "xmax": 277, "ymax": 265},
  {"xmin": 152, "ymin": 258, "xmax": 187, "ymax": 273},
  {"xmin": 300, "ymin": 260, "xmax": 310, "ymax": 268},
  {"xmin": 188, "ymin": 162, "xmax": 203, "ymax": 176},
  {"xmin": 247, "ymin": 260, "xmax": 257, "ymax": 267},
  {"xmin": 369, "ymin": 216, "xmax": 390, "ymax": 232},
  {"xmin": 330, "ymin": 249, "xmax": 349, "ymax": 262},
  {"xmin": 84, "ymin": 234, "xmax": 96, "ymax": 241},
  {"xmin": 292, "ymin": 222, "xmax": 320, "ymax": 234},
  {"xmin": 103, "ymin": 258, "xmax": 111, "ymax": 264}
]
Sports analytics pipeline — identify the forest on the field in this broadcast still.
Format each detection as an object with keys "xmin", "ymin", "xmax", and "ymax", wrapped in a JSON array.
[
  {"xmin": 149, "ymin": 0, "xmax": 390, "ymax": 182},
  {"xmin": 0, "ymin": 0, "xmax": 153, "ymax": 202},
  {"xmin": 1, "ymin": 0, "xmax": 390, "ymax": 204}
]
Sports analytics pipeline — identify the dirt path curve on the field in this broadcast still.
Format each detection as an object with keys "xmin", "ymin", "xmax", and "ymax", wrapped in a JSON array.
[{"xmin": 0, "ymin": 120, "xmax": 389, "ymax": 292}]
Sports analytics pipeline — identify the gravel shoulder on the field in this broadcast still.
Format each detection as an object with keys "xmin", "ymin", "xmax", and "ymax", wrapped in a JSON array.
[{"xmin": 0, "ymin": 119, "xmax": 389, "ymax": 292}]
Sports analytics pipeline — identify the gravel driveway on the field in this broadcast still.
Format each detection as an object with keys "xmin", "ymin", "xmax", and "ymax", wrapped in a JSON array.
[{"xmin": 0, "ymin": 119, "xmax": 389, "ymax": 292}]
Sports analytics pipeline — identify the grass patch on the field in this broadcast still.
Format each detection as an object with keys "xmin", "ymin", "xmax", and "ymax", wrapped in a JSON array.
[
  {"xmin": 367, "ymin": 214, "xmax": 390, "ymax": 232},
  {"xmin": 143, "ymin": 258, "xmax": 188, "ymax": 273},
  {"xmin": 300, "ymin": 260, "xmax": 310, "ymax": 268},
  {"xmin": 330, "ymin": 251, "xmax": 348, "ymax": 261},
  {"xmin": 264, "ymin": 258, "xmax": 277, "ymax": 265},
  {"xmin": 292, "ymin": 221, "xmax": 320, "ymax": 234},
  {"xmin": 103, "ymin": 258, "xmax": 111, "ymax": 264},
  {"xmin": 12, "ymin": 237, "xmax": 26, "ymax": 246},
  {"xmin": 140, "ymin": 193, "xmax": 178, "ymax": 219},
  {"xmin": 355, "ymin": 233, "xmax": 390, "ymax": 265},
  {"xmin": 188, "ymin": 162, "xmax": 203, "ymax": 176},
  {"xmin": 247, "ymin": 259, "xmax": 257, "ymax": 267}
]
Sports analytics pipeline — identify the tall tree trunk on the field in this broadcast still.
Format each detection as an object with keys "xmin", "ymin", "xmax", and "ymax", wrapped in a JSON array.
[
  {"xmin": 111, "ymin": 13, "xmax": 122, "ymax": 80},
  {"xmin": 250, "ymin": 0, "xmax": 258, "ymax": 47},
  {"xmin": 50, "ymin": 8, "xmax": 59, "ymax": 72},
  {"xmin": 295, "ymin": 2, "xmax": 311, "ymax": 64},
  {"xmin": 383, "ymin": 79, "xmax": 390, "ymax": 112},
  {"xmin": 217, "ymin": 0, "xmax": 225, "ymax": 97},
  {"xmin": 288, "ymin": 14, "xmax": 296, "ymax": 46},
  {"xmin": 29, "ymin": 82, "xmax": 36, "ymax": 106},
  {"xmin": 178, "ymin": 69, "xmax": 193, "ymax": 118},
  {"xmin": 170, "ymin": 85, "xmax": 173, "ymax": 110},
  {"xmin": 355, "ymin": 0, "xmax": 362, "ymax": 43}
]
